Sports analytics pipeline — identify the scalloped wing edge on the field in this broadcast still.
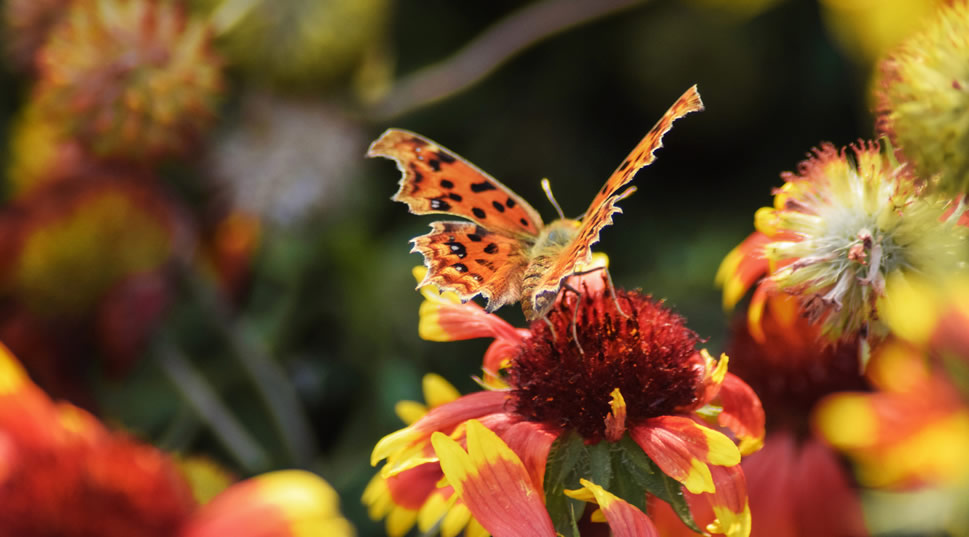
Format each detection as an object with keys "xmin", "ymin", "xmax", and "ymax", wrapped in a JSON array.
[{"xmin": 410, "ymin": 222, "xmax": 530, "ymax": 312}]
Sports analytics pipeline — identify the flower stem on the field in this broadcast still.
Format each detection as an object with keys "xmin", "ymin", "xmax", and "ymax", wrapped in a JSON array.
[
  {"xmin": 177, "ymin": 263, "xmax": 318, "ymax": 467},
  {"xmin": 155, "ymin": 340, "xmax": 270, "ymax": 472},
  {"xmin": 368, "ymin": 0, "xmax": 646, "ymax": 120}
]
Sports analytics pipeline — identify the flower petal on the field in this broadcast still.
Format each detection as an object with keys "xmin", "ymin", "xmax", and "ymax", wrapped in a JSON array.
[
  {"xmin": 716, "ymin": 374, "xmax": 765, "ymax": 455},
  {"xmin": 715, "ymin": 231, "xmax": 771, "ymax": 311},
  {"xmin": 567, "ymin": 479, "xmax": 659, "ymax": 537},
  {"xmin": 704, "ymin": 465, "xmax": 751, "ymax": 537},
  {"xmin": 372, "ymin": 391, "xmax": 510, "ymax": 468},
  {"xmin": 423, "ymin": 373, "xmax": 462, "ymax": 408},
  {"xmin": 0, "ymin": 344, "xmax": 28, "ymax": 396},
  {"xmin": 497, "ymin": 420, "xmax": 558, "ymax": 492},
  {"xmin": 482, "ymin": 331, "xmax": 529, "ymax": 379},
  {"xmin": 384, "ymin": 463, "xmax": 442, "ymax": 510},
  {"xmin": 630, "ymin": 416, "xmax": 740, "ymax": 494},
  {"xmin": 431, "ymin": 419, "xmax": 555, "ymax": 537},
  {"xmin": 182, "ymin": 470, "xmax": 354, "ymax": 537},
  {"xmin": 791, "ymin": 437, "xmax": 868, "ymax": 536},
  {"xmin": 415, "ymin": 267, "xmax": 523, "ymax": 343},
  {"xmin": 604, "ymin": 388, "xmax": 627, "ymax": 442}
]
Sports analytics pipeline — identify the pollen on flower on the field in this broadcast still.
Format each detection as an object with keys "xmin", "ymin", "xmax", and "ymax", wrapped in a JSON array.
[
  {"xmin": 758, "ymin": 141, "xmax": 968, "ymax": 343},
  {"xmin": 876, "ymin": 0, "xmax": 969, "ymax": 196},
  {"xmin": 509, "ymin": 279, "xmax": 703, "ymax": 442}
]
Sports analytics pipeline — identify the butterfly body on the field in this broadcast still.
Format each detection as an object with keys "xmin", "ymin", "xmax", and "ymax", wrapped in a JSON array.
[
  {"xmin": 521, "ymin": 218, "xmax": 582, "ymax": 319},
  {"xmin": 368, "ymin": 85, "xmax": 703, "ymax": 321}
]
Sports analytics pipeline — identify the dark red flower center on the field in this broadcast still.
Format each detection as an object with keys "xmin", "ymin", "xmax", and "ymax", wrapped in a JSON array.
[
  {"xmin": 725, "ymin": 308, "xmax": 868, "ymax": 436},
  {"xmin": 509, "ymin": 282, "xmax": 702, "ymax": 443}
]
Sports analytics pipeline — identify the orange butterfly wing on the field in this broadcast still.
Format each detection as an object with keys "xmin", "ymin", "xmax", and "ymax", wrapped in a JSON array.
[
  {"xmin": 368, "ymin": 128, "xmax": 543, "ymax": 309},
  {"xmin": 367, "ymin": 129, "xmax": 544, "ymax": 237},
  {"xmin": 411, "ymin": 221, "xmax": 532, "ymax": 310},
  {"xmin": 525, "ymin": 86, "xmax": 705, "ymax": 316}
]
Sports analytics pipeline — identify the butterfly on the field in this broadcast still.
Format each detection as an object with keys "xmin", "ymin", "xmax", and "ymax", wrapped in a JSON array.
[{"xmin": 368, "ymin": 85, "xmax": 703, "ymax": 321}]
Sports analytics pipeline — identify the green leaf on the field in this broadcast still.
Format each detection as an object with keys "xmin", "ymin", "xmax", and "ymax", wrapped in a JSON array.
[
  {"xmin": 546, "ymin": 431, "xmax": 588, "ymax": 492},
  {"xmin": 609, "ymin": 455, "xmax": 648, "ymax": 511},
  {"xmin": 586, "ymin": 441, "xmax": 613, "ymax": 490},
  {"xmin": 661, "ymin": 471, "xmax": 699, "ymax": 533},
  {"xmin": 543, "ymin": 432, "xmax": 589, "ymax": 537},
  {"xmin": 615, "ymin": 435, "xmax": 700, "ymax": 533}
]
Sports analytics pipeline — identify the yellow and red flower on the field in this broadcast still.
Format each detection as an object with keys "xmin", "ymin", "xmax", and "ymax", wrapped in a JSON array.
[
  {"xmin": 0, "ymin": 342, "xmax": 355, "ymax": 537},
  {"xmin": 816, "ymin": 275, "xmax": 969, "ymax": 492},
  {"xmin": 716, "ymin": 141, "xmax": 968, "ymax": 356},
  {"xmin": 34, "ymin": 0, "xmax": 223, "ymax": 161},
  {"xmin": 875, "ymin": 0, "xmax": 969, "ymax": 197},
  {"xmin": 363, "ymin": 373, "xmax": 488, "ymax": 537},
  {"xmin": 368, "ymin": 268, "xmax": 764, "ymax": 537},
  {"xmin": 657, "ymin": 292, "xmax": 870, "ymax": 537},
  {"xmin": 2, "ymin": 0, "xmax": 72, "ymax": 72}
]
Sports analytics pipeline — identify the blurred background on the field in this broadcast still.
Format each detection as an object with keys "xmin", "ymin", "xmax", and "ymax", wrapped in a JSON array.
[{"xmin": 0, "ymin": 0, "xmax": 947, "ymax": 534}]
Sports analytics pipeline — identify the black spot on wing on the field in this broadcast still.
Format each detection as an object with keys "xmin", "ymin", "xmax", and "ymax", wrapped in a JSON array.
[
  {"xmin": 467, "ymin": 233, "xmax": 482, "ymax": 242},
  {"xmin": 471, "ymin": 181, "xmax": 497, "ymax": 193},
  {"xmin": 472, "ymin": 207, "xmax": 486, "ymax": 219},
  {"xmin": 436, "ymin": 151, "xmax": 456, "ymax": 163},
  {"xmin": 448, "ymin": 193, "xmax": 463, "ymax": 202},
  {"xmin": 491, "ymin": 201, "xmax": 505, "ymax": 213},
  {"xmin": 474, "ymin": 258, "xmax": 496, "ymax": 270},
  {"xmin": 453, "ymin": 263, "xmax": 468, "ymax": 273},
  {"xmin": 519, "ymin": 218, "xmax": 529, "ymax": 226},
  {"xmin": 429, "ymin": 159, "xmax": 441, "ymax": 171},
  {"xmin": 446, "ymin": 241, "xmax": 467, "ymax": 259},
  {"xmin": 440, "ymin": 179, "xmax": 454, "ymax": 189},
  {"xmin": 506, "ymin": 197, "xmax": 516, "ymax": 208},
  {"xmin": 429, "ymin": 198, "xmax": 451, "ymax": 211},
  {"xmin": 484, "ymin": 243, "xmax": 498, "ymax": 254}
]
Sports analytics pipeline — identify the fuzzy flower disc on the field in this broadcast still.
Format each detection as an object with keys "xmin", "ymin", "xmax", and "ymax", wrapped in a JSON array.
[
  {"xmin": 35, "ymin": 0, "xmax": 223, "ymax": 161},
  {"xmin": 876, "ymin": 1, "xmax": 969, "ymax": 196},
  {"xmin": 758, "ymin": 141, "xmax": 968, "ymax": 343},
  {"xmin": 510, "ymin": 284, "xmax": 703, "ymax": 443}
]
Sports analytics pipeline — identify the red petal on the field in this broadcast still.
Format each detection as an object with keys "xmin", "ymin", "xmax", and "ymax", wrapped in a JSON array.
[
  {"xmin": 385, "ymin": 463, "xmax": 442, "ymax": 510},
  {"xmin": 792, "ymin": 438, "xmax": 868, "ymax": 536},
  {"xmin": 412, "ymin": 391, "xmax": 511, "ymax": 435},
  {"xmin": 432, "ymin": 420, "xmax": 555, "ymax": 537},
  {"xmin": 572, "ymin": 479, "xmax": 659, "ymax": 537},
  {"xmin": 630, "ymin": 416, "xmax": 740, "ymax": 494},
  {"xmin": 498, "ymin": 420, "xmax": 559, "ymax": 492},
  {"xmin": 435, "ymin": 300, "xmax": 523, "ymax": 342},
  {"xmin": 708, "ymin": 464, "xmax": 747, "ymax": 517},
  {"xmin": 482, "ymin": 330, "xmax": 529, "ymax": 375},
  {"xmin": 739, "ymin": 433, "xmax": 796, "ymax": 537},
  {"xmin": 717, "ymin": 373, "xmax": 765, "ymax": 454}
]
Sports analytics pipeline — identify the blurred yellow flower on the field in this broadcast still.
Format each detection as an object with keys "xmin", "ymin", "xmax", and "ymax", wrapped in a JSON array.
[{"xmin": 819, "ymin": 0, "xmax": 941, "ymax": 65}]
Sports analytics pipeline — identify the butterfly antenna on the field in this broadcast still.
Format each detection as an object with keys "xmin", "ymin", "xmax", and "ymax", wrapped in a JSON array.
[
  {"xmin": 541, "ymin": 178, "xmax": 566, "ymax": 220},
  {"xmin": 616, "ymin": 185, "xmax": 638, "ymax": 201}
]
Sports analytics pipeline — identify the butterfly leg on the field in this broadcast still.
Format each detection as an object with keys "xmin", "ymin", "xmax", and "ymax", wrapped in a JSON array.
[
  {"xmin": 543, "ymin": 316, "xmax": 557, "ymax": 341},
  {"xmin": 561, "ymin": 282, "xmax": 585, "ymax": 356},
  {"xmin": 569, "ymin": 266, "xmax": 630, "ymax": 320},
  {"xmin": 603, "ymin": 267, "xmax": 630, "ymax": 320}
]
